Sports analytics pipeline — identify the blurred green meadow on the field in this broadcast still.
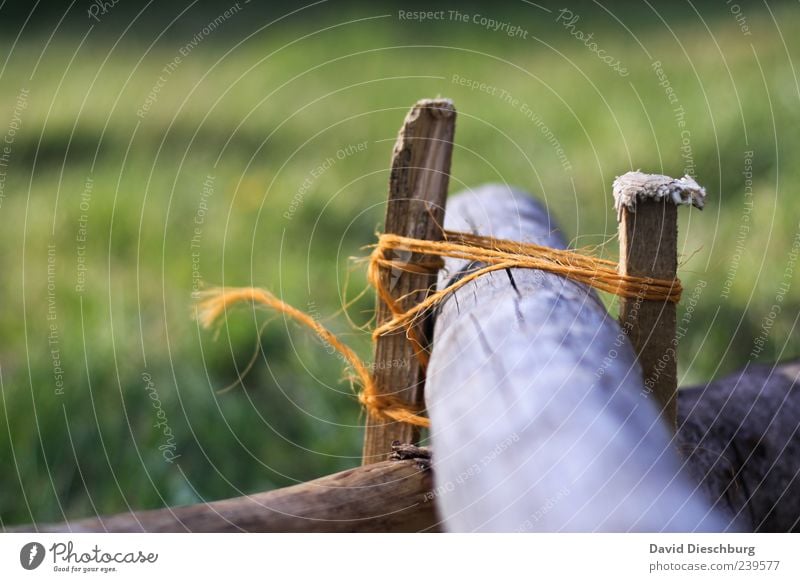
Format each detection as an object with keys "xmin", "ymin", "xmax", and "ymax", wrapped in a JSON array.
[{"xmin": 1, "ymin": 1, "xmax": 799, "ymax": 526}]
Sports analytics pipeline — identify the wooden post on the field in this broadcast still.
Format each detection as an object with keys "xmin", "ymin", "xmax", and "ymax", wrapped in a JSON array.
[
  {"xmin": 362, "ymin": 99, "xmax": 456, "ymax": 464},
  {"xmin": 424, "ymin": 184, "xmax": 723, "ymax": 532},
  {"xmin": 613, "ymin": 172, "xmax": 706, "ymax": 431}
]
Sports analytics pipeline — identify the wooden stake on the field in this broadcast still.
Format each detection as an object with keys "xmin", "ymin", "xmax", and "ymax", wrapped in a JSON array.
[
  {"xmin": 614, "ymin": 172, "xmax": 706, "ymax": 431},
  {"xmin": 362, "ymin": 99, "xmax": 456, "ymax": 464}
]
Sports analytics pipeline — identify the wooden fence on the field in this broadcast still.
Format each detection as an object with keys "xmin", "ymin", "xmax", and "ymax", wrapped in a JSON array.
[{"xmin": 12, "ymin": 99, "xmax": 800, "ymax": 533}]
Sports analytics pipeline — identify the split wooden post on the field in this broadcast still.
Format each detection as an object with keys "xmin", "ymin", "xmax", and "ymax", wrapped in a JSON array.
[
  {"xmin": 613, "ymin": 172, "xmax": 706, "ymax": 431},
  {"xmin": 362, "ymin": 99, "xmax": 456, "ymax": 464}
]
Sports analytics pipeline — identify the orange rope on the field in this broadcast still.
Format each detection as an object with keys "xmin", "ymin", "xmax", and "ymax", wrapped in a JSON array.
[
  {"xmin": 196, "ymin": 230, "xmax": 682, "ymax": 429},
  {"xmin": 195, "ymin": 287, "xmax": 428, "ymax": 427}
]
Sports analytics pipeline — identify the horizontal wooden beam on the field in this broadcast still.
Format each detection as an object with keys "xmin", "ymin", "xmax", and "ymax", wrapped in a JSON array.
[
  {"xmin": 11, "ymin": 445, "xmax": 437, "ymax": 533},
  {"xmin": 424, "ymin": 184, "xmax": 725, "ymax": 532}
]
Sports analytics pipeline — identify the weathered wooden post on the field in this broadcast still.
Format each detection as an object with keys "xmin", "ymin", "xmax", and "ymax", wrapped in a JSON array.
[
  {"xmin": 614, "ymin": 172, "xmax": 706, "ymax": 431},
  {"xmin": 424, "ymin": 184, "xmax": 725, "ymax": 531},
  {"xmin": 362, "ymin": 99, "xmax": 456, "ymax": 464}
]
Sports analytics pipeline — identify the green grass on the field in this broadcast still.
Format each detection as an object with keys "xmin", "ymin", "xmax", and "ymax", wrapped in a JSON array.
[{"xmin": 1, "ymin": 2, "xmax": 799, "ymax": 526}]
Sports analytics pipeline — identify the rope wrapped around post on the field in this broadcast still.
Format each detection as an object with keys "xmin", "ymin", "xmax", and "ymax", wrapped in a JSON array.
[{"xmin": 197, "ymin": 221, "xmax": 686, "ymax": 430}]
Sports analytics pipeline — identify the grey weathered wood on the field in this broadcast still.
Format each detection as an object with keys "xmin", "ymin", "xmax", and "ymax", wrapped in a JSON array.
[
  {"xmin": 614, "ymin": 172, "xmax": 706, "ymax": 431},
  {"xmin": 363, "ymin": 98, "xmax": 456, "ymax": 464},
  {"xmin": 678, "ymin": 359, "xmax": 800, "ymax": 532},
  {"xmin": 11, "ymin": 449, "xmax": 437, "ymax": 533},
  {"xmin": 425, "ymin": 184, "xmax": 728, "ymax": 532}
]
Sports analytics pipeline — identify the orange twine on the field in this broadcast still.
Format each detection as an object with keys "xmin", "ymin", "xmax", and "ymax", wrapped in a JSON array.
[{"xmin": 196, "ymin": 230, "xmax": 682, "ymax": 429}]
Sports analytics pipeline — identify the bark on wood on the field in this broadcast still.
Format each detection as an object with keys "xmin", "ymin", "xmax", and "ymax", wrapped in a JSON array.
[
  {"xmin": 678, "ymin": 359, "xmax": 800, "ymax": 532},
  {"xmin": 614, "ymin": 172, "xmax": 705, "ymax": 431},
  {"xmin": 363, "ymin": 98, "xmax": 456, "ymax": 464},
  {"xmin": 11, "ymin": 449, "xmax": 437, "ymax": 533},
  {"xmin": 424, "ymin": 183, "xmax": 729, "ymax": 532}
]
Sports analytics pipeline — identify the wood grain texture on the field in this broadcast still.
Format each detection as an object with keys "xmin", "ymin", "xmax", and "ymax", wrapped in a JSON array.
[
  {"xmin": 618, "ymin": 200, "xmax": 679, "ymax": 431},
  {"xmin": 11, "ymin": 452, "xmax": 437, "ymax": 533},
  {"xmin": 424, "ymin": 184, "xmax": 728, "ymax": 532},
  {"xmin": 678, "ymin": 359, "xmax": 800, "ymax": 532},
  {"xmin": 363, "ymin": 98, "xmax": 456, "ymax": 463}
]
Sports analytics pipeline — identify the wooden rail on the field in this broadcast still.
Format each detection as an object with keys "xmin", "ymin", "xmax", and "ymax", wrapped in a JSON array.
[
  {"xmin": 10, "ymin": 445, "xmax": 437, "ymax": 533},
  {"xmin": 423, "ymin": 184, "xmax": 725, "ymax": 531}
]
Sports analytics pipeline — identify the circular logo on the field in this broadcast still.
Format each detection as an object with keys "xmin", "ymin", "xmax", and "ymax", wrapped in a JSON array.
[{"xmin": 19, "ymin": 542, "xmax": 46, "ymax": 570}]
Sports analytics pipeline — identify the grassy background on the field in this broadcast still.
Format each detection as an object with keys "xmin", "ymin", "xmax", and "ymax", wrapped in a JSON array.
[{"xmin": 1, "ymin": 0, "xmax": 798, "ymax": 526}]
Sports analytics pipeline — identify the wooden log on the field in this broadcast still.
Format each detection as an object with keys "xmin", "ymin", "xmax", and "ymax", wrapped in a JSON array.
[
  {"xmin": 10, "ymin": 446, "xmax": 437, "ymax": 533},
  {"xmin": 424, "ymin": 184, "xmax": 728, "ymax": 532},
  {"xmin": 363, "ymin": 98, "xmax": 456, "ymax": 464},
  {"xmin": 614, "ymin": 172, "xmax": 706, "ymax": 431},
  {"xmin": 678, "ymin": 359, "xmax": 800, "ymax": 532}
]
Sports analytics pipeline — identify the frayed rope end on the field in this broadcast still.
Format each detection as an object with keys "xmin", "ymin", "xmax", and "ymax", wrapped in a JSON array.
[
  {"xmin": 194, "ymin": 286, "xmax": 431, "ymax": 428},
  {"xmin": 195, "ymin": 287, "xmax": 276, "ymax": 330}
]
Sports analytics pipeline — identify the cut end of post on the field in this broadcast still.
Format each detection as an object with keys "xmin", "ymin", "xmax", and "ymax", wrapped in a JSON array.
[
  {"xmin": 410, "ymin": 98, "xmax": 455, "ymax": 118},
  {"xmin": 613, "ymin": 171, "xmax": 706, "ymax": 221}
]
